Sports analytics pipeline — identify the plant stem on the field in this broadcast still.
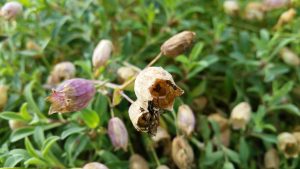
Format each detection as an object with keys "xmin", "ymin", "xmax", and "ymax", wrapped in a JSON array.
[
  {"xmin": 120, "ymin": 91, "xmax": 134, "ymax": 104},
  {"xmin": 92, "ymin": 80, "xmax": 121, "ymax": 89}
]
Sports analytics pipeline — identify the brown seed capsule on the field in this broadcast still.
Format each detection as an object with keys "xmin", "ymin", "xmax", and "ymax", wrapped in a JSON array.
[
  {"xmin": 274, "ymin": 8, "xmax": 297, "ymax": 29},
  {"xmin": 129, "ymin": 154, "xmax": 149, "ymax": 169},
  {"xmin": 0, "ymin": 1, "xmax": 22, "ymax": 20},
  {"xmin": 244, "ymin": 2, "xmax": 266, "ymax": 21},
  {"xmin": 230, "ymin": 102, "xmax": 251, "ymax": 130},
  {"xmin": 172, "ymin": 136, "xmax": 194, "ymax": 169},
  {"xmin": 92, "ymin": 39, "xmax": 113, "ymax": 69},
  {"xmin": 134, "ymin": 67, "xmax": 184, "ymax": 111},
  {"xmin": 128, "ymin": 100, "xmax": 160, "ymax": 135},
  {"xmin": 0, "ymin": 85, "xmax": 8, "ymax": 110},
  {"xmin": 223, "ymin": 0, "xmax": 240, "ymax": 16},
  {"xmin": 277, "ymin": 132, "xmax": 299, "ymax": 158},
  {"xmin": 279, "ymin": 48, "xmax": 300, "ymax": 66},
  {"xmin": 156, "ymin": 165, "xmax": 170, "ymax": 169},
  {"xmin": 47, "ymin": 62, "xmax": 76, "ymax": 86},
  {"xmin": 161, "ymin": 31, "xmax": 196, "ymax": 57},
  {"xmin": 264, "ymin": 148, "xmax": 279, "ymax": 169},
  {"xmin": 208, "ymin": 113, "xmax": 229, "ymax": 132},
  {"xmin": 9, "ymin": 119, "xmax": 26, "ymax": 130},
  {"xmin": 177, "ymin": 104, "xmax": 196, "ymax": 136},
  {"xmin": 83, "ymin": 162, "xmax": 109, "ymax": 169}
]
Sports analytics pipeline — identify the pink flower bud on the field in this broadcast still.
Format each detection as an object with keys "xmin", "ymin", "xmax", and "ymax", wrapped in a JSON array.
[
  {"xmin": 83, "ymin": 162, "xmax": 109, "ymax": 169},
  {"xmin": 46, "ymin": 78, "xmax": 96, "ymax": 114},
  {"xmin": 108, "ymin": 117, "xmax": 128, "ymax": 151},
  {"xmin": 264, "ymin": 0, "xmax": 290, "ymax": 10},
  {"xmin": 92, "ymin": 39, "xmax": 113, "ymax": 69},
  {"xmin": 0, "ymin": 1, "xmax": 22, "ymax": 20},
  {"xmin": 177, "ymin": 104, "xmax": 196, "ymax": 136}
]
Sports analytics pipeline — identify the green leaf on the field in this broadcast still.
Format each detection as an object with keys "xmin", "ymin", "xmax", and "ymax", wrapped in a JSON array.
[
  {"xmin": 10, "ymin": 127, "xmax": 35, "ymax": 142},
  {"xmin": 97, "ymin": 150, "xmax": 121, "ymax": 162},
  {"xmin": 223, "ymin": 147, "xmax": 240, "ymax": 164},
  {"xmin": 20, "ymin": 103, "xmax": 32, "ymax": 121},
  {"xmin": 25, "ymin": 137, "xmax": 40, "ymax": 159},
  {"xmin": 33, "ymin": 127, "xmax": 45, "ymax": 148},
  {"xmin": 204, "ymin": 151, "xmax": 224, "ymax": 166},
  {"xmin": 223, "ymin": 161, "xmax": 235, "ymax": 169},
  {"xmin": 112, "ymin": 89, "xmax": 123, "ymax": 106},
  {"xmin": 0, "ymin": 111, "xmax": 26, "ymax": 121},
  {"xmin": 188, "ymin": 55, "xmax": 219, "ymax": 79},
  {"xmin": 189, "ymin": 42, "xmax": 204, "ymax": 61},
  {"xmin": 42, "ymin": 136, "xmax": 60, "ymax": 156},
  {"xmin": 24, "ymin": 157, "xmax": 47, "ymax": 167},
  {"xmin": 239, "ymin": 137, "xmax": 249, "ymax": 164},
  {"xmin": 4, "ymin": 154, "xmax": 25, "ymax": 167},
  {"xmin": 80, "ymin": 109, "xmax": 100, "ymax": 129},
  {"xmin": 269, "ymin": 104, "xmax": 300, "ymax": 117},
  {"xmin": 61, "ymin": 126, "xmax": 86, "ymax": 139}
]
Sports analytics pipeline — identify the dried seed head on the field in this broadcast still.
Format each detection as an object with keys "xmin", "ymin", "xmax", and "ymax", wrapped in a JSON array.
[
  {"xmin": 152, "ymin": 126, "xmax": 170, "ymax": 143},
  {"xmin": 0, "ymin": 1, "xmax": 22, "ymax": 20},
  {"xmin": 230, "ymin": 102, "xmax": 251, "ymax": 130},
  {"xmin": 108, "ymin": 117, "xmax": 128, "ymax": 151},
  {"xmin": 117, "ymin": 66, "xmax": 138, "ymax": 82},
  {"xmin": 263, "ymin": 0, "xmax": 290, "ymax": 10},
  {"xmin": 208, "ymin": 113, "xmax": 229, "ymax": 132},
  {"xmin": 277, "ymin": 132, "xmax": 299, "ymax": 158},
  {"xmin": 161, "ymin": 31, "xmax": 196, "ymax": 57},
  {"xmin": 92, "ymin": 39, "xmax": 113, "ymax": 69},
  {"xmin": 9, "ymin": 120, "xmax": 26, "ymax": 130},
  {"xmin": 223, "ymin": 0, "xmax": 240, "ymax": 16},
  {"xmin": 134, "ymin": 67, "xmax": 184, "ymax": 111},
  {"xmin": 264, "ymin": 148, "xmax": 279, "ymax": 169},
  {"xmin": 244, "ymin": 2, "xmax": 265, "ymax": 21},
  {"xmin": 156, "ymin": 165, "xmax": 170, "ymax": 169},
  {"xmin": 172, "ymin": 136, "xmax": 194, "ymax": 169},
  {"xmin": 177, "ymin": 104, "xmax": 196, "ymax": 136},
  {"xmin": 83, "ymin": 162, "xmax": 109, "ymax": 169},
  {"xmin": 0, "ymin": 85, "xmax": 8, "ymax": 110},
  {"xmin": 275, "ymin": 8, "xmax": 296, "ymax": 28},
  {"xmin": 280, "ymin": 48, "xmax": 300, "ymax": 66},
  {"xmin": 128, "ymin": 100, "xmax": 160, "ymax": 135},
  {"xmin": 46, "ymin": 78, "xmax": 96, "ymax": 114},
  {"xmin": 129, "ymin": 154, "xmax": 149, "ymax": 169},
  {"xmin": 47, "ymin": 62, "xmax": 76, "ymax": 85}
]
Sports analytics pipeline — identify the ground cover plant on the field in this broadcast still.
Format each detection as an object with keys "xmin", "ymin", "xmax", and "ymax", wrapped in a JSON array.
[{"xmin": 1, "ymin": 0, "xmax": 300, "ymax": 169}]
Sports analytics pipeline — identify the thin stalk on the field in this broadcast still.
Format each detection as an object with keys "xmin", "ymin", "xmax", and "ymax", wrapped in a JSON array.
[
  {"xmin": 92, "ymin": 80, "xmax": 121, "ymax": 89},
  {"xmin": 147, "ymin": 138, "xmax": 161, "ymax": 166},
  {"xmin": 120, "ymin": 91, "xmax": 134, "ymax": 104},
  {"xmin": 171, "ymin": 109, "xmax": 179, "ymax": 136}
]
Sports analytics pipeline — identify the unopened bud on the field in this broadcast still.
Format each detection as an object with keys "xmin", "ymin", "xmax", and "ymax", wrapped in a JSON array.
[
  {"xmin": 177, "ymin": 104, "xmax": 195, "ymax": 136},
  {"xmin": 280, "ymin": 48, "xmax": 300, "ymax": 66},
  {"xmin": 134, "ymin": 67, "xmax": 183, "ymax": 111},
  {"xmin": 208, "ymin": 113, "xmax": 229, "ymax": 132},
  {"xmin": 0, "ymin": 85, "xmax": 8, "ymax": 110},
  {"xmin": 117, "ymin": 66, "xmax": 138, "ymax": 82},
  {"xmin": 129, "ymin": 154, "xmax": 149, "ymax": 169},
  {"xmin": 230, "ymin": 102, "xmax": 251, "ymax": 130},
  {"xmin": 47, "ymin": 62, "xmax": 76, "ymax": 85},
  {"xmin": 264, "ymin": 148, "xmax": 279, "ymax": 169},
  {"xmin": 156, "ymin": 165, "xmax": 170, "ymax": 169},
  {"xmin": 275, "ymin": 8, "xmax": 296, "ymax": 29},
  {"xmin": 46, "ymin": 78, "xmax": 96, "ymax": 114},
  {"xmin": 277, "ymin": 132, "xmax": 299, "ymax": 158},
  {"xmin": 0, "ymin": 1, "xmax": 22, "ymax": 20},
  {"xmin": 9, "ymin": 119, "xmax": 26, "ymax": 130},
  {"xmin": 152, "ymin": 126, "xmax": 170, "ymax": 143},
  {"xmin": 83, "ymin": 162, "xmax": 109, "ymax": 169},
  {"xmin": 108, "ymin": 117, "xmax": 128, "ymax": 151},
  {"xmin": 172, "ymin": 136, "xmax": 194, "ymax": 169},
  {"xmin": 223, "ymin": 0, "xmax": 240, "ymax": 16},
  {"xmin": 244, "ymin": 2, "xmax": 265, "ymax": 21},
  {"xmin": 128, "ymin": 100, "xmax": 160, "ymax": 135},
  {"xmin": 263, "ymin": 0, "xmax": 290, "ymax": 10},
  {"xmin": 161, "ymin": 31, "xmax": 196, "ymax": 57},
  {"xmin": 92, "ymin": 39, "xmax": 113, "ymax": 69}
]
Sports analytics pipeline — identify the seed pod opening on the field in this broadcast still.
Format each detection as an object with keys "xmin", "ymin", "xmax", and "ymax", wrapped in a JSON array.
[
  {"xmin": 134, "ymin": 67, "xmax": 184, "ymax": 111},
  {"xmin": 83, "ymin": 162, "xmax": 109, "ymax": 169},
  {"xmin": 46, "ymin": 78, "xmax": 96, "ymax": 114},
  {"xmin": 128, "ymin": 100, "xmax": 160, "ymax": 135},
  {"xmin": 0, "ymin": 1, "xmax": 22, "ymax": 20},
  {"xmin": 230, "ymin": 102, "xmax": 251, "ymax": 130},
  {"xmin": 172, "ymin": 136, "xmax": 194, "ymax": 169},
  {"xmin": 0, "ymin": 85, "xmax": 8, "ymax": 110},
  {"xmin": 47, "ymin": 62, "xmax": 76, "ymax": 86},
  {"xmin": 264, "ymin": 148, "xmax": 279, "ymax": 169},
  {"xmin": 177, "ymin": 104, "xmax": 196, "ymax": 136},
  {"xmin": 108, "ymin": 117, "xmax": 128, "ymax": 151},
  {"xmin": 277, "ymin": 132, "xmax": 299, "ymax": 158},
  {"xmin": 92, "ymin": 39, "xmax": 113, "ymax": 69},
  {"xmin": 223, "ymin": 0, "xmax": 240, "ymax": 16},
  {"xmin": 129, "ymin": 154, "xmax": 149, "ymax": 169},
  {"xmin": 160, "ymin": 31, "xmax": 196, "ymax": 57}
]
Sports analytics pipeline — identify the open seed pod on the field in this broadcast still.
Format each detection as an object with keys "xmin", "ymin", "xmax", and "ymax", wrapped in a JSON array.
[
  {"xmin": 277, "ymin": 132, "xmax": 299, "ymax": 158},
  {"xmin": 134, "ymin": 67, "xmax": 184, "ymax": 111}
]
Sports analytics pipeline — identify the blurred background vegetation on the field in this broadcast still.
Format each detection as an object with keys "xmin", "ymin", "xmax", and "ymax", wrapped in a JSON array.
[{"xmin": 1, "ymin": 0, "xmax": 300, "ymax": 169}]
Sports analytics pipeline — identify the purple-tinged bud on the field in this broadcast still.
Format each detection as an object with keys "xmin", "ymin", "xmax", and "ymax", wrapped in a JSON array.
[
  {"xmin": 92, "ymin": 39, "xmax": 113, "ymax": 69},
  {"xmin": 156, "ymin": 165, "xmax": 170, "ymax": 169},
  {"xmin": 108, "ymin": 117, "xmax": 128, "ymax": 151},
  {"xmin": 172, "ymin": 136, "xmax": 194, "ymax": 169},
  {"xmin": 0, "ymin": 1, "xmax": 22, "ymax": 20},
  {"xmin": 0, "ymin": 85, "xmax": 8, "ymax": 110},
  {"xmin": 129, "ymin": 154, "xmax": 149, "ymax": 169},
  {"xmin": 177, "ymin": 104, "xmax": 196, "ymax": 136},
  {"xmin": 277, "ymin": 132, "xmax": 299, "ymax": 158},
  {"xmin": 46, "ymin": 78, "xmax": 96, "ymax": 114},
  {"xmin": 264, "ymin": 0, "xmax": 290, "ymax": 10},
  {"xmin": 83, "ymin": 162, "xmax": 109, "ymax": 169},
  {"xmin": 47, "ymin": 62, "xmax": 76, "ymax": 86},
  {"xmin": 264, "ymin": 148, "xmax": 279, "ymax": 169}
]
